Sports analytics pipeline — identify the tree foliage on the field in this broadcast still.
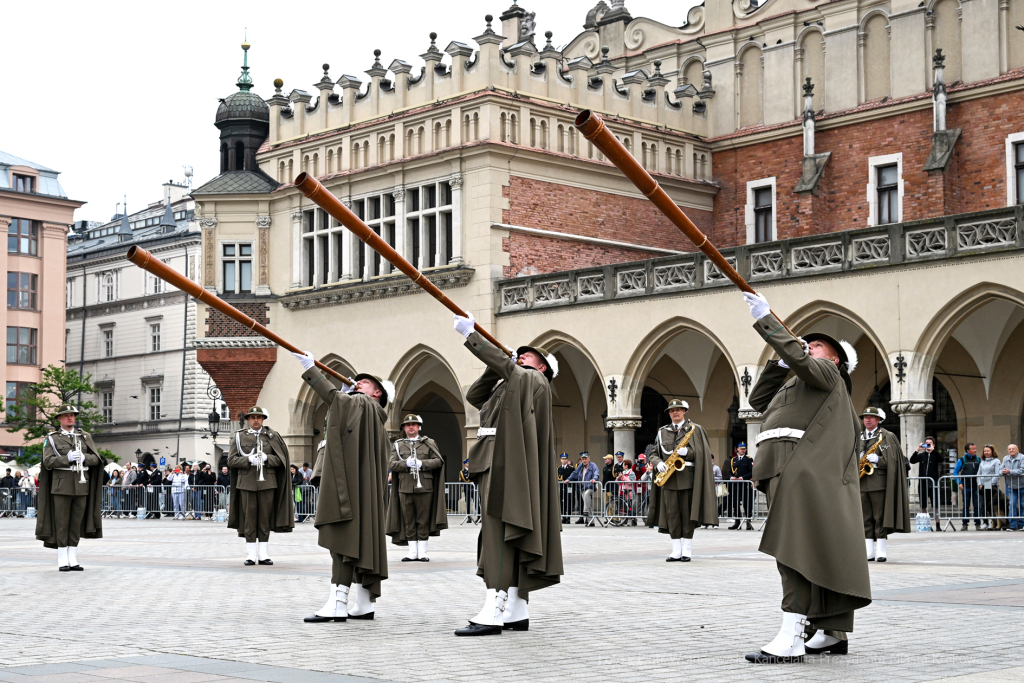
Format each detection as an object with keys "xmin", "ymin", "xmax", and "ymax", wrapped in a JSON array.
[{"xmin": 3, "ymin": 365, "xmax": 117, "ymax": 465}]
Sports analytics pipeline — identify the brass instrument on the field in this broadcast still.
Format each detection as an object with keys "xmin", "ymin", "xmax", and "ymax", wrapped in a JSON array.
[
  {"xmin": 654, "ymin": 426, "xmax": 697, "ymax": 487},
  {"xmin": 73, "ymin": 431, "xmax": 86, "ymax": 484},
  {"xmin": 859, "ymin": 436, "xmax": 883, "ymax": 478},
  {"xmin": 255, "ymin": 436, "xmax": 266, "ymax": 482},
  {"xmin": 397, "ymin": 440, "xmax": 423, "ymax": 488}
]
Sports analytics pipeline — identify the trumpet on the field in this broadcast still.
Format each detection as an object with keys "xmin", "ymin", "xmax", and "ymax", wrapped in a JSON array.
[
  {"xmin": 255, "ymin": 437, "xmax": 266, "ymax": 482},
  {"xmin": 73, "ymin": 431, "xmax": 86, "ymax": 484}
]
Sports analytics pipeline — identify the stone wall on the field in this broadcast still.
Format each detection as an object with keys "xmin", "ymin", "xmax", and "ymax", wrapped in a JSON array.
[
  {"xmin": 195, "ymin": 347, "xmax": 277, "ymax": 420},
  {"xmin": 205, "ymin": 301, "xmax": 270, "ymax": 338}
]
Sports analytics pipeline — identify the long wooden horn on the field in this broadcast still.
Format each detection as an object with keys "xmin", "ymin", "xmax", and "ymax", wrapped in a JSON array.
[
  {"xmin": 295, "ymin": 172, "xmax": 514, "ymax": 357},
  {"xmin": 574, "ymin": 110, "xmax": 796, "ymax": 333},
  {"xmin": 125, "ymin": 245, "xmax": 354, "ymax": 385}
]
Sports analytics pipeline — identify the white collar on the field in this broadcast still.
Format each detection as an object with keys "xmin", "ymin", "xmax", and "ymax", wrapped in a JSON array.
[
  {"xmin": 671, "ymin": 421, "xmax": 685, "ymax": 431},
  {"xmin": 247, "ymin": 428, "xmax": 263, "ymax": 436},
  {"xmin": 60, "ymin": 429, "xmax": 75, "ymax": 436},
  {"xmin": 865, "ymin": 429, "xmax": 877, "ymax": 439}
]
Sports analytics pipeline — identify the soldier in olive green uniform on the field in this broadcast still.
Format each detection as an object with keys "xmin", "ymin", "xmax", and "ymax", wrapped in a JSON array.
[
  {"xmin": 742, "ymin": 292, "xmax": 871, "ymax": 663},
  {"xmin": 452, "ymin": 313, "xmax": 564, "ymax": 636},
  {"xmin": 36, "ymin": 405, "xmax": 106, "ymax": 571},
  {"xmin": 226, "ymin": 407, "xmax": 294, "ymax": 566},
  {"xmin": 646, "ymin": 399, "xmax": 718, "ymax": 562},
  {"xmin": 859, "ymin": 406, "xmax": 911, "ymax": 562},
  {"xmin": 386, "ymin": 414, "xmax": 447, "ymax": 562}
]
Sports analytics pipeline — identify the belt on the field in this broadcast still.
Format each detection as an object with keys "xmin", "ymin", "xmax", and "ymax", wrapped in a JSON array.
[
  {"xmin": 476, "ymin": 427, "xmax": 496, "ymax": 438},
  {"xmin": 755, "ymin": 428, "xmax": 806, "ymax": 445}
]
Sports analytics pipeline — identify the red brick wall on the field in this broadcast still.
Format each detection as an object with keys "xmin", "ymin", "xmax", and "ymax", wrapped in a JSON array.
[
  {"xmin": 206, "ymin": 302, "xmax": 270, "ymax": 338},
  {"xmin": 502, "ymin": 233, "xmax": 664, "ymax": 278},
  {"xmin": 710, "ymin": 88, "xmax": 1024, "ymax": 243},
  {"xmin": 196, "ymin": 347, "xmax": 277, "ymax": 420},
  {"xmin": 502, "ymin": 176, "xmax": 712, "ymax": 275}
]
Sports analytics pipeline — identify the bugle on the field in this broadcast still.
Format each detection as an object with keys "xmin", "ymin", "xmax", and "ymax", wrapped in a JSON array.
[{"xmin": 125, "ymin": 245, "xmax": 354, "ymax": 386}]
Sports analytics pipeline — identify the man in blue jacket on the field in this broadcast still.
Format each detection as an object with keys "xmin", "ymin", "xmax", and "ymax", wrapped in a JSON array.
[
  {"xmin": 954, "ymin": 443, "xmax": 981, "ymax": 530},
  {"xmin": 567, "ymin": 452, "xmax": 601, "ymax": 525}
]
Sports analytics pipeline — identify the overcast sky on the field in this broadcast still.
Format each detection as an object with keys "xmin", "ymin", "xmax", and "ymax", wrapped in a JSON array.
[{"xmin": 4, "ymin": 0, "xmax": 702, "ymax": 224}]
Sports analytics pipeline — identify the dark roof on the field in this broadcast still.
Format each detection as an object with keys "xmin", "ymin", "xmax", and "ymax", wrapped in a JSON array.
[
  {"xmin": 216, "ymin": 91, "xmax": 270, "ymax": 124},
  {"xmin": 191, "ymin": 170, "xmax": 280, "ymax": 195}
]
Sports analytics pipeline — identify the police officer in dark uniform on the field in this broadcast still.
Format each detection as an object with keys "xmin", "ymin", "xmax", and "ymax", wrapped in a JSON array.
[
  {"xmin": 728, "ymin": 443, "xmax": 754, "ymax": 530},
  {"xmin": 557, "ymin": 454, "xmax": 575, "ymax": 524}
]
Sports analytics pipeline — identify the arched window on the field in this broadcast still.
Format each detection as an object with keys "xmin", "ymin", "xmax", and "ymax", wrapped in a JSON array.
[
  {"xmin": 683, "ymin": 58, "xmax": 703, "ymax": 88},
  {"xmin": 287, "ymin": 158, "xmax": 293, "ymax": 181},
  {"xmin": 352, "ymin": 144, "xmax": 360, "ymax": 169},
  {"xmin": 665, "ymin": 146, "xmax": 673, "ymax": 174},
  {"xmin": 472, "ymin": 112, "xmax": 479, "ymax": 141},
  {"xmin": 641, "ymin": 142, "xmax": 649, "ymax": 168},
  {"xmin": 510, "ymin": 114, "xmax": 518, "ymax": 144},
  {"xmin": 675, "ymin": 149, "xmax": 682, "ymax": 176},
  {"xmin": 235, "ymin": 141, "xmax": 246, "ymax": 171},
  {"xmin": 738, "ymin": 45, "xmax": 764, "ymax": 127},
  {"xmin": 557, "ymin": 124, "xmax": 565, "ymax": 153},
  {"xmin": 278, "ymin": 160, "xmax": 286, "ymax": 183},
  {"xmin": 303, "ymin": 154, "xmax": 310, "ymax": 173},
  {"xmin": 362, "ymin": 141, "xmax": 370, "ymax": 166},
  {"xmin": 102, "ymin": 274, "xmax": 115, "ymax": 302},
  {"xmin": 463, "ymin": 114, "xmax": 470, "ymax": 142},
  {"xmin": 700, "ymin": 154, "xmax": 708, "ymax": 180},
  {"xmin": 312, "ymin": 152, "xmax": 319, "ymax": 177},
  {"xmin": 444, "ymin": 120, "xmax": 451, "ymax": 147},
  {"xmin": 417, "ymin": 126, "xmax": 424, "ymax": 154},
  {"xmin": 500, "ymin": 112, "xmax": 507, "ymax": 142},
  {"xmin": 530, "ymin": 117, "xmax": 537, "ymax": 147},
  {"xmin": 540, "ymin": 120, "xmax": 548, "ymax": 150},
  {"xmin": 433, "ymin": 122, "xmax": 442, "ymax": 150},
  {"xmin": 406, "ymin": 129, "xmax": 415, "ymax": 156},
  {"xmin": 220, "ymin": 143, "xmax": 228, "ymax": 172},
  {"xmin": 862, "ymin": 13, "xmax": 891, "ymax": 102},
  {"xmin": 587, "ymin": 141, "xmax": 593, "ymax": 159},
  {"xmin": 623, "ymin": 137, "xmax": 632, "ymax": 156},
  {"xmin": 327, "ymin": 149, "xmax": 334, "ymax": 174},
  {"xmin": 378, "ymin": 136, "xmax": 386, "ymax": 163},
  {"xmin": 569, "ymin": 128, "xmax": 576, "ymax": 155},
  {"xmin": 649, "ymin": 144, "xmax": 658, "ymax": 172},
  {"xmin": 388, "ymin": 133, "xmax": 395, "ymax": 161}
]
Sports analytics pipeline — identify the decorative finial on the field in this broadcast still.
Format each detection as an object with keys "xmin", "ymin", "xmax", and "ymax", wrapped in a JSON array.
[
  {"xmin": 323, "ymin": 63, "xmax": 330, "ymax": 74},
  {"xmin": 237, "ymin": 34, "xmax": 253, "ymax": 92},
  {"xmin": 933, "ymin": 48, "xmax": 946, "ymax": 69},
  {"xmin": 273, "ymin": 78, "xmax": 284, "ymax": 93},
  {"xmin": 802, "ymin": 77, "xmax": 814, "ymax": 97},
  {"xmin": 653, "ymin": 59, "xmax": 662, "ymax": 76},
  {"xmin": 372, "ymin": 48, "xmax": 382, "ymax": 67},
  {"xmin": 485, "ymin": 14, "xmax": 493, "ymax": 32},
  {"xmin": 544, "ymin": 30, "xmax": 553, "ymax": 50},
  {"xmin": 601, "ymin": 45, "xmax": 610, "ymax": 61}
]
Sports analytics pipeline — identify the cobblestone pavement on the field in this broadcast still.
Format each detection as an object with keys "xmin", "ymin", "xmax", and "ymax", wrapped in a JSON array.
[{"xmin": 1, "ymin": 518, "xmax": 1022, "ymax": 682}]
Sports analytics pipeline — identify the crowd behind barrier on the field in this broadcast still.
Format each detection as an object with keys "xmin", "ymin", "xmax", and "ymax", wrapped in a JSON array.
[{"xmin": 2, "ymin": 446, "xmax": 1023, "ymax": 531}]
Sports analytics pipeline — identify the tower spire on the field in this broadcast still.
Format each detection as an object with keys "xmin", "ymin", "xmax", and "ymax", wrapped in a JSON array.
[{"xmin": 237, "ymin": 31, "xmax": 253, "ymax": 92}]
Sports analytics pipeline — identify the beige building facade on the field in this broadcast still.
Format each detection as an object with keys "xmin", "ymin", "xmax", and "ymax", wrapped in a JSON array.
[{"xmin": 190, "ymin": 0, "xmax": 1024, "ymax": 478}]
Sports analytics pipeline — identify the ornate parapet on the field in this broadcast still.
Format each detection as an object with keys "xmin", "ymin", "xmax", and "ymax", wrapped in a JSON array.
[
  {"xmin": 738, "ymin": 409, "xmax": 763, "ymax": 423},
  {"xmin": 605, "ymin": 418, "xmax": 642, "ymax": 430},
  {"xmin": 890, "ymin": 400, "xmax": 934, "ymax": 417},
  {"xmin": 280, "ymin": 265, "xmax": 474, "ymax": 311},
  {"xmin": 192, "ymin": 337, "xmax": 279, "ymax": 349}
]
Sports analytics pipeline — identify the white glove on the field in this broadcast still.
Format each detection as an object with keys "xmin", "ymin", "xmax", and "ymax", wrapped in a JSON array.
[
  {"xmin": 67, "ymin": 451, "xmax": 84, "ymax": 463},
  {"xmin": 866, "ymin": 453, "xmax": 879, "ymax": 464},
  {"xmin": 248, "ymin": 455, "xmax": 259, "ymax": 466},
  {"xmin": 341, "ymin": 381, "xmax": 356, "ymax": 394},
  {"xmin": 413, "ymin": 458, "xmax": 423, "ymax": 470},
  {"xmin": 406, "ymin": 457, "xmax": 416, "ymax": 469},
  {"xmin": 743, "ymin": 292, "xmax": 770, "ymax": 320},
  {"xmin": 679, "ymin": 447, "xmax": 688, "ymax": 457},
  {"xmin": 291, "ymin": 350, "xmax": 316, "ymax": 371},
  {"xmin": 778, "ymin": 359, "xmax": 789, "ymax": 369},
  {"xmin": 454, "ymin": 313, "xmax": 476, "ymax": 338},
  {"xmin": 657, "ymin": 462, "xmax": 668, "ymax": 473}
]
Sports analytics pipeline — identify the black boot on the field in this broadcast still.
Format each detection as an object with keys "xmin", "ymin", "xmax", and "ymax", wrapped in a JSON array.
[
  {"xmin": 745, "ymin": 651, "xmax": 804, "ymax": 664},
  {"xmin": 728, "ymin": 519, "xmax": 741, "ymax": 530},
  {"xmin": 455, "ymin": 623, "xmax": 502, "ymax": 636},
  {"xmin": 745, "ymin": 520, "xmax": 754, "ymax": 531}
]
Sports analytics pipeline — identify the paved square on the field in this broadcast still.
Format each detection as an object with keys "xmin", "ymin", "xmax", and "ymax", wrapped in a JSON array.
[{"xmin": 1, "ymin": 518, "xmax": 1021, "ymax": 682}]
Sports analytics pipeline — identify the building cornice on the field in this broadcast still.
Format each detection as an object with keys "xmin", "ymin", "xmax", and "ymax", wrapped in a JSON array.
[
  {"xmin": 192, "ymin": 338, "xmax": 278, "ymax": 349},
  {"xmin": 65, "ymin": 292, "xmax": 188, "ymax": 321},
  {"xmin": 279, "ymin": 265, "xmax": 474, "ymax": 311},
  {"xmin": 0, "ymin": 188, "xmax": 85, "ymax": 211},
  {"xmin": 67, "ymin": 231, "xmax": 201, "ymax": 266}
]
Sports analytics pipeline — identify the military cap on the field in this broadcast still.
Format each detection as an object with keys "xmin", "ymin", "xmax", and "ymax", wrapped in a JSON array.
[
  {"xmin": 54, "ymin": 405, "xmax": 80, "ymax": 417},
  {"xmin": 353, "ymin": 373, "xmax": 394, "ymax": 409},
  {"xmin": 861, "ymin": 406, "xmax": 886, "ymax": 421},
  {"xmin": 245, "ymin": 406, "xmax": 269, "ymax": 418},
  {"xmin": 401, "ymin": 414, "xmax": 423, "ymax": 426},
  {"xmin": 515, "ymin": 344, "xmax": 559, "ymax": 382},
  {"xmin": 665, "ymin": 399, "xmax": 689, "ymax": 412}
]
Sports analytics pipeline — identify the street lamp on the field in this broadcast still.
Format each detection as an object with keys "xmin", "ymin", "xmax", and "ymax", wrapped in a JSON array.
[
  {"xmin": 208, "ymin": 407, "xmax": 221, "ymax": 438},
  {"xmin": 134, "ymin": 448, "xmax": 142, "ymax": 466}
]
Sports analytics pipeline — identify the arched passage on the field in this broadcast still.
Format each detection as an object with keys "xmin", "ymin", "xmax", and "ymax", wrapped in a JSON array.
[
  {"xmin": 390, "ymin": 345, "xmax": 465, "ymax": 482},
  {"xmin": 623, "ymin": 319, "xmax": 740, "ymax": 460},
  {"xmin": 913, "ymin": 283, "xmax": 1024, "ymax": 453},
  {"xmin": 525, "ymin": 331, "xmax": 605, "ymax": 463}
]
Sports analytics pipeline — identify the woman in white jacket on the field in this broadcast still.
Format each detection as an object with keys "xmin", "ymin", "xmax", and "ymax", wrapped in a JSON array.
[
  {"xmin": 169, "ymin": 468, "xmax": 189, "ymax": 520},
  {"xmin": 978, "ymin": 445, "xmax": 1003, "ymax": 530}
]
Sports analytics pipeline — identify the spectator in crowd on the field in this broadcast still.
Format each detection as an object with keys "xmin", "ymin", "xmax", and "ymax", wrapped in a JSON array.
[
  {"xmin": 1, "ymin": 469, "xmax": 15, "ymax": 515},
  {"xmin": 955, "ymin": 443, "xmax": 982, "ymax": 530},
  {"xmin": 291, "ymin": 464, "xmax": 308, "ymax": 523},
  {"xmin": 557, "ymin": 453, "xmax": 575, "ymax": 524},
  {"xmin": 634, "ymin": 453, "xmax": 647, "ymax": 480},
  {"xmin": 1, "ymin": 468, "xmax": 16, "ymax": 490},
  {"xmin": 728, "ymin": 443, "xmax": 754, "ymax": 531},
  {"xmin": 18, "ymin": 470, "xmax": 36, "ymax": 515},
  {"xmin": 200, "ymin": 464, "xmax": 217, "ymax": 518},
  {"xmin": 186, "ymin": 464, "xmax": 203, "ymax": 519},
  {"xmin": 217, "ymin": 465, "xmax": 231, "ymax": 512},
  {"xmin": 602, "ymin": 454, "xmax": 615, "ymax": 485},
  {"xmin": 121, "ymin": 464, "xmax": 138, "ymax": 517},
  {"xmin": 713, "ymin": 455, "xmax": 727, "ymax": 519},
  {"xmin": 977, "ymin": 445, "xmax": 1002, "ymax": 530},
  {"xmin": 567, "ymin": 452, "xmax": 601, "ymax": 525},
  {"xmin": 106, "ymin": 469, "xmax": 122, "ymax": 517},
  {"xmin": 162, "ymin": 468, "xmax": 175, "ymax": 517},
  {"xmin": 458, "ymin": 458, "xmax": 477, "ymax": 520},
  {"xmin": 615, "ymin": 459, "xmax": 637, "ymax": 524},
  {"xmin": 170, "ymin": 467, "xmax": 189, "ymax": 519},
  {"xmin": 1003, "ymin": 444, "xmax": 1023, "ymax": 531},
  {"xmin": 299, "ymin": 462, "xmax": 314, "ymax": 485},
  {"xmin": 910, "ymin": 437, "xmax": 942, "ymax": 527}
]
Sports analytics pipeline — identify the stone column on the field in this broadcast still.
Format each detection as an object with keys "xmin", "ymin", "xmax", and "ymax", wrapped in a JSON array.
[
  {"xmin": 739, "ymin": 410, "xmax": 763, "ymax": 460},
  {"xmin": 449, "ymin": 175, "xmax": 463, "ymax": 265},
  {"xmin": 606, "ymin": 419, "xmax": 641, "ymax": 458},
  {"xmin": 255, "ymin": 216, "xmax": 271, "ymax": 295},
  {"xmin": 289, "ymin": 211, "xmax": 302, "ymax": 289},
  {"xmin": 200, "ymin": 217, "xmax": 218, "ymax": 292},
  {"xmin": 392, "ymin": 189, "xmax": 406, "ymax": 262},
  {"xmin": 891, "ymin": 401, "xmax": 934, "ymax": 461}
]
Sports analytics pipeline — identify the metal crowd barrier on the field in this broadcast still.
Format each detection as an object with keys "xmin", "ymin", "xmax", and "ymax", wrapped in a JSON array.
[
  {"xmin": 294, "ymin": 484, "xmax": 317, "ymax": 522},
  {"xmin": 907, "ymin": 476, "xmax": 939, "ymax": 531},
  {"xmin": 935, "ymin": 474, "xmax": 1021, "ymax": 531},
  {"xmin": 558, "ymin": 481, "xmax": 606, "ymax": 526},
  {"xmin": 0, "ymin": 488, "xmax": 12, "ymax": 517},
  {"xmin": 101, "ymin": 485, "xmax": 226, "ymax": 519},
  {"xmin": 444, "ymin": 482, "xmax": 479, "ymax": 524}
]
